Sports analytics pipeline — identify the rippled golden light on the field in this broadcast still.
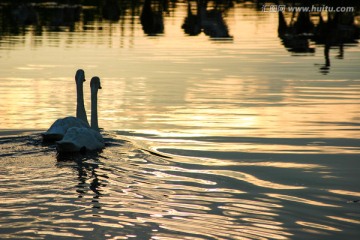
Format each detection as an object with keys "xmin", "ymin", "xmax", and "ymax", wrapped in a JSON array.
[{"xmin": 266, "ymin": 194, "xmax": 339, "ymax": 207}]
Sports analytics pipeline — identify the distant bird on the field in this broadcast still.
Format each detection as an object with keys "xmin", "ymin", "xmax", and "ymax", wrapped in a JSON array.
[
  {"xmin": 42, "ymin": 69, "xmax": 90, "ymax": 141},
  {"xmin": 56, "ymin": 77, "xmax": 105, "ymax": 152}
]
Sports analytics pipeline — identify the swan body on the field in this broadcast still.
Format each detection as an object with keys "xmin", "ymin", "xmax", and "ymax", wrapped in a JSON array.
[
  {"xmin": 42, "ymin": 69, "xmax": 90, "ymax": 141},
  {"xmin": 57, "ymin": 76, "xmax": 104, "ymax": 152},
  {"xmin": 42, "ymin": 116, "xmax": 89, "ymax": 141},
  {"xmin": 56, "ymin": 127, "xmax": 104, "ymax": 152}
]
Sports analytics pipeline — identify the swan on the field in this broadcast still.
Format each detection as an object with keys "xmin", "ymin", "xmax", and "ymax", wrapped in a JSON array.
[
  {"xmin": 56, "ymin": 77, "xmax": 105, "ymax": 152},
  {"xmin": 42, "ymin": 69, "xmax": 90, "ymax": 141}
]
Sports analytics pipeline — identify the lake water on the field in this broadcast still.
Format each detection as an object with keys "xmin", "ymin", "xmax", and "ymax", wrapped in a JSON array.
[{"xmin": 1, "ymin": 1, "xmax": 360, "ymax": 239}]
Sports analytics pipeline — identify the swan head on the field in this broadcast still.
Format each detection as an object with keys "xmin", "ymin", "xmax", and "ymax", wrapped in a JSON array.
[
  {"xmin": 90, "ymin": 76, "xmax": 102, "ymax": 90},
  {"xmin": 75, "ymin": 69, "xmax": 86, "ymax": 84}
]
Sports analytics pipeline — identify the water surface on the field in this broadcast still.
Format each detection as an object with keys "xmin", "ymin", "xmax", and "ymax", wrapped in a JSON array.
[{"xmin": 1, "ymin": 1, "xmax": 360, "ymax": 239}]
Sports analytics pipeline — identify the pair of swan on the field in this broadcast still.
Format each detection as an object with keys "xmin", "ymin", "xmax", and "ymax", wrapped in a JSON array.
[{"xmin": 42, "ymin": 69, "xmax": 105, "ymax": 152}]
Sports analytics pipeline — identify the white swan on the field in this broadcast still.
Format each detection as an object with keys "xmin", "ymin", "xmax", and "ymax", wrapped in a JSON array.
[
  {"xmin": 42, "ymin": 69, "xmax": 90, "ymax": 141},
  {"xmin": 56, "ymin": 77, "xmax": 105, "ymax": 152}
]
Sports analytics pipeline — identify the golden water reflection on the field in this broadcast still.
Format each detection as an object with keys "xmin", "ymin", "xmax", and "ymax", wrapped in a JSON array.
[
  {"xmin": 296, "ymin": 221, "xmax": 341, "ymax": 232},
  {"xmin": 327, "ymin": 216, "xmax": 360, "ymax": 225},
  {"xmin": 1, "ymin": 73, "xmax": 360, "ymax": 145},
  {"xmin": 1, "ymin": 1, "xmax": 360, "ymax": 239},
  {"xmin": 0, "ymin": 2, "xmax": 359, "ymax": 146},
  {"xmin": 266, "ymin": 194, "xmax": 339, "ymax": 207},
  {"xmin": 1, "ymin": 133, "xmax": 360, "ymax": 239}
]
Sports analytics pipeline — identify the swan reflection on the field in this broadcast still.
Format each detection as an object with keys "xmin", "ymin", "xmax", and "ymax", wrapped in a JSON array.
[{"xmin": 56, "ymin": 152, "xmax": 107, "ymax": 209}]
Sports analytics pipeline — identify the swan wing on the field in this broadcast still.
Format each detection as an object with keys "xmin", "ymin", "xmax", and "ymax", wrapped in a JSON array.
[{"xmin": 42, "ymin": 116, "xmax": 90, "ymax": 141}]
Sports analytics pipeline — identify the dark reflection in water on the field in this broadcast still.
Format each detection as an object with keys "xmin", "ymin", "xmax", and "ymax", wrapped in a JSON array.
[
  {"xmin": 140, "ymin": 0, "xmax": 164, "ymax": 36},
  {"xmin": 0, "ymin": 0, "xmax": 234, "ymax": 38},
  {"xmin": 182, "ymin": 0, "xmax": 232, "ymax": 39},
  {"xmin": 1, "ymin": 1, "xmax": 359, "ymax": 67},
  {"xmin": 278, "ymin": 9, "xmax": 360, "ymax": 74},
  {"xmin": 278, "ymin": 12, "xmax": 315, "ymax": 53},
  {"xmin": 57, "ymin": 152, "xmax": 106, "ymax": 209}
]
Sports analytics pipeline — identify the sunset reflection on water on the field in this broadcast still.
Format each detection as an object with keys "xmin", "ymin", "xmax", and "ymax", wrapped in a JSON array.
[
  {"xmin": 1, "ymin": 1, "xmax": 360, "ymax": 240},
  {"xmin": 1, "ymin": 2, "xmax": 359, "ymax": 141}
]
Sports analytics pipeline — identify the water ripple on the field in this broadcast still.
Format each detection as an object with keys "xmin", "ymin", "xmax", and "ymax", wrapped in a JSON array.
[{"xmin": 0, "ymin": 133, "xmax": 359, "ymax": 239}]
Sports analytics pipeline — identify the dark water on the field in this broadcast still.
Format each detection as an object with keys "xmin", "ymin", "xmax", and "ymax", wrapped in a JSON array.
[
  {"xmin": 1, "ymin": 1, "xmax": 360, "ymax": 239},
  {"xmin": 1, "ymin": 132, "xmax": 360, "ymax": 239}
]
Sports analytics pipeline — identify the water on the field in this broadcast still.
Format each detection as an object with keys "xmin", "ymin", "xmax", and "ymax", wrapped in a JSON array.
[{"xmin": 1, "ymin": 1, "xmax": 360, "ymax": 239}]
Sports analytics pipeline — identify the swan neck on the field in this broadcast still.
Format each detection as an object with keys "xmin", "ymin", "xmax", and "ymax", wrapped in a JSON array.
[
  {"xmin": 91, "ymin": 89, "xmax": 99, "ymax": 131},
  {"xmin": 76, "ymin": 83, "xmax": 89, "ymax": 125}
]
